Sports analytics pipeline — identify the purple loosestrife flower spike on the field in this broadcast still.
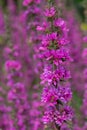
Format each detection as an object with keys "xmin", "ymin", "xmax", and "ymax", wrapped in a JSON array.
[{"xmin": 38, "ymin": 0, "xmax": 73, "ymax": 129}]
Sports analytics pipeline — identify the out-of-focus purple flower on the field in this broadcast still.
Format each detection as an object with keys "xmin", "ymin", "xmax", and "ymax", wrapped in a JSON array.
[
  {"xmin": 23, "ymin": 0, "xmax": 33, "ymax": 6},
  {"xmin": 23, "ymin": 0, "xmax": 41, "ymax": 6},
  {"xmin": 37, "ymin": 22, "xmax": 49, "ymax": 31},
  {"xmin": 5, "ymin": 60, "xmax": 21, "ymax": 71},
  {"xmin": 83, "ymin": 36, "xmax": 87, "ymax": 43},
  {"xmin": 82, "ymin": 48, "xmax": 87, "ymax": 58}
]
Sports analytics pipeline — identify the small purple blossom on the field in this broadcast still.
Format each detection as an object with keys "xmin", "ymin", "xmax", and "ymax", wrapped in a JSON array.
[
  {"xmin": 41, "ymin": 86, "xmax": 59, "ymax": 104},
  {"xmin": 44, "ymin": 7, "xmax": 56, "ymax": 18},
  {"xmin": 43, "ymin": 105, "xmax": 73, "ymax": 126},
  {"xmin": 41, "ymin": 86, "xmax": 72, "ymax": 105},
  {"xmin": 41, "ymin": 66, "xmax": 71, "ymax": 85}
]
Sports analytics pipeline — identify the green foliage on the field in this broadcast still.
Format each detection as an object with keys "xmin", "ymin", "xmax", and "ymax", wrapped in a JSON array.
[
  {"xmin": 72, "ymin": 90, "xmax": 82, "ymax": 119},
  {"xmin": 73, "ymin": 91, "xmax": 82, "ymax": 109},
  {"xmin": 81, "ymin": 23, "xmax": 87, "ymax": 31},
  {"xmin": 74, "ymin": 0, "xmax": 83, "ymax": 3}
]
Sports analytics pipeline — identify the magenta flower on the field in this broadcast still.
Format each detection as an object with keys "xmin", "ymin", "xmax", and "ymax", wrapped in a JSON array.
[
  {"xmin": 54, "ymin": 18, "xmax": 68, "ymax": 32},
  {"xmin": 43, "ymin": 105, "xmax": 73, "ymax": 126},
  {"xmin": 83, "ymin": 36, "xmax": 87, "ymax": 43},
  {"xmin": 82, "ymin": 48, "xmax": 87, "ymax": 58},
  {"xmin": 41, "ymin": 86, "xmax": 59, "ymax": 104},
  {"xmin": 23, "ymin": 0, "xmax": 33, "ymax": 6},
  {"xmin": 44, "ymin": 7, "xmax": 56, "ymax": 18},
  {"xmin": 23, "ymin": 0, "xmax": 41, "ymax": 6},
  {"xmin": 5, "ymin": 60, "xmax": 21, "ymax": 71},
  {"xmin": 41, "ymin": 86, "xmax": 72, "ymax": 105}
]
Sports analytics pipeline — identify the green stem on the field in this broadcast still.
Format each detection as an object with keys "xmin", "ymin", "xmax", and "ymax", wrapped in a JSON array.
[{"xmin": 55, "ymin": 124, "xmax": 61, "ymax": 130}]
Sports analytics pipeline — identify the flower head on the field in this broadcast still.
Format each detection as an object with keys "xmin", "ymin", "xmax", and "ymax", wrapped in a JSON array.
[{"xmin": 45, "ymin": 7, "xmax": 56, "ymax": 17}]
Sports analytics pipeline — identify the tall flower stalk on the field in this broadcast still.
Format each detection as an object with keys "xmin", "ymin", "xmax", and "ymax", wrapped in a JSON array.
[{"xmin": 37, "ymin": 0, "xmax": 73, "ymax": 129}]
